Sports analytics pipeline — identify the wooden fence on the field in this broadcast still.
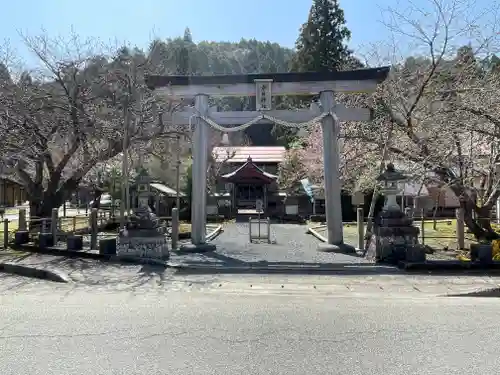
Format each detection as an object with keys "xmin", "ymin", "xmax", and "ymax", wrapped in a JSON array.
[{"xmin": 0, "ymin": 209, "xmax": 116, "ymax": 249}]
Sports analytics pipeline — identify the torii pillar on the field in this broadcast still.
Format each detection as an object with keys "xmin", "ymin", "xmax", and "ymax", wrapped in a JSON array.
[
  {"xmin": 146, "ymin": 68, "xmax": 390, "ymax": 252},
  {"xmin": 317, "ymin": 90, "xmax": 347, "ymax": 252},
  {"xmin": 190, "ymin": 94, "xmax": 212, "ymax": 249}
]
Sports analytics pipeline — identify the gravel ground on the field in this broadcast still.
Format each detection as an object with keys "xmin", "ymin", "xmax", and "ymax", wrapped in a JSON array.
[{"xmin": 170, "ymin": 222, "xmax": 369, "ymax": 267}]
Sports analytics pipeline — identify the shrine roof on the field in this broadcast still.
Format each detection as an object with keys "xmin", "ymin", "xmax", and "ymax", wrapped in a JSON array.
[
  {"xmin": 146, "ymin": 67, "xmax": 390, "ymax": 89},
  {"xmin": 0, "ymin": 174, "xmax": 23, "ymax": 185},
  {"xmin": 221, "ymin": 157, "xmax": 277, "ymax": 184},
  {"xmin": 150, "ymin": 183, "xmax": 185, "ymax": 197},
  {"xmin": 212, "ymin": 146, "xmax": 285, "ymax": 164}
]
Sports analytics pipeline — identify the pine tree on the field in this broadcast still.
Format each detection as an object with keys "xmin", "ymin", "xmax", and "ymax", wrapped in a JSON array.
[
  {"xmin": 183, "ymin": 27, "xmax": 193, "ymax": 43},
  {"xmin": 292, "ymin": 0, "xmax": 353, "ymax": 72},
  {"xmin": 0, "ymin": 63, "xmax": 11, "ymax": 84}
]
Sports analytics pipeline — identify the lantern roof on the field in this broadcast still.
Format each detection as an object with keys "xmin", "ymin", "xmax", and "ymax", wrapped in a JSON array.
[{"xmin": 376, "ymin": 163, "xmax": 407, "ymax": 182}]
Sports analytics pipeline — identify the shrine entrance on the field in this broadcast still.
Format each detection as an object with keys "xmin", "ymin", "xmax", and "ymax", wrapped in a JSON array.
[
  {"xmin": 235, "ymin": 184, "xmax": 264, "ymax": 210},
  {"xmin": 146, "ymin": 69, "xmax": 389, "ymax": 252},
  {"xmin": 220, "ymin": 156, "xmax": 276, "ymax": 214}
]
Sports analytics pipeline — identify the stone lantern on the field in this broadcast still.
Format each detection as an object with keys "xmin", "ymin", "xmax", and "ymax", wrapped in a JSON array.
[
  {"xmin": 365, "ymin": 163, "xmax": 425, "ymax": 264},
  {"xmin": 116, "ymin": 169, "xmax": 169, "ymax": 260},
  {"xmin": 221, "ymin": 133, "xmax": 230, "ymax": 146},
  {"xmin": 376, "ymin": 163, "xmax": 407, "ymax": 212},
  {"xmin": 135, "ymin": 171, "xmax": 153, "ymax": 209}
]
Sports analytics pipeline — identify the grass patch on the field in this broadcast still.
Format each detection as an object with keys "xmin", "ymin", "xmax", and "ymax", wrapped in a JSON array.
[
  {"xmin": 0, "ymin": 229, "xmax": 15, "ymax": 249},
  {"xmin": 3, "ymin": 216, "xmax": 92, "ymax": 233},
  {"xmin": 339, "ymin": 219, "xmax": 478, "ymax": 251},
  {"xmin": 58, "ymin": 217, "xmax": 93, "ymax": 232},
  {"xmin": 179, "ymin": 223, "xmax": 191, "ymax": 234}
]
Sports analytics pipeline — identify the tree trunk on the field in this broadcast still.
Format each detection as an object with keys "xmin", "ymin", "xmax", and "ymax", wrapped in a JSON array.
[
  {"xmin": 432, "ymin": 189, "xmax": 442, "ymax": 231},
  {"xmin": 29, "ymin": 198, "xmax": 61, "ymax": 233},
  {"xmin": 91, "ymin": 189, "xmax": 103, "ymax": 209},
  {"xmin": 455, "ymin": 191, "xmax": 500, "ymax": 241},
  {"xmin": 28, "ymin": 189, "xmax": 65, "ymax": 233}
]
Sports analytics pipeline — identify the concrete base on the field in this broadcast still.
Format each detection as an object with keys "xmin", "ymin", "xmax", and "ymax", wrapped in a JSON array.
[
  {"xmin": 38, "ymin": 233, "xmax": 54, "ymax": 249},
  {"xmin": 470, "ymin": 244, "xmax": 493, "ymax": 264},
  {"xmin": 99, "ymin": 238, "xmax": 117, "ymax": 255},
  {"xmin": 405, "ymin": 244, "xmax": 427, "ymax": 263},
  {"xmin": 14, "ymin": 231, "xmax": 30, "ymax": 245},
  {"xmin": 318, "ymin": 242, "xmax": 356, "ymax": 254},
  {"xmin": 67, "ymin": 235, "xmax": 83, "ymax": 251},
  {"xmin": 178, "ymin": 242, "xmax": 216, "ymax": 254}
]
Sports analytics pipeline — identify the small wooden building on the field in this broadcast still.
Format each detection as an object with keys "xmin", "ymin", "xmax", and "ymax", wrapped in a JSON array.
[
  {"xmin": 211, "ymin": 146, "xmax": 315, "ymax": 218},
  {"xmin": 0, "ymin": 176, "xmax": 27, "ymax": 207},
  {"xmin": 129, "ymin": 170, "xmax": 186, "ymax": 217}
]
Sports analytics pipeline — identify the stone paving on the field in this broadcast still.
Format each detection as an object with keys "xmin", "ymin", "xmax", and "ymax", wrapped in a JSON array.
[{"xmin": 170, "ymin": 222, "xmax": 369, "ymax": 267}]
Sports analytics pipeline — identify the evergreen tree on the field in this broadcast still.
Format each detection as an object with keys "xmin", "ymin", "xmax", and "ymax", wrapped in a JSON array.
[
  {"xmin": 0, "ymin": 63, "xmax": 11, "ymax": 84},
  {"xmin": 183, "ymin": 27, "xmax": 193, "ymax": 43},
  {"xmin": 292, "ymin": 0, "xmax": 353, "ymax": 72},
  {"xmin": 177, "ymin": 27, "xmax": 193, "ymax": 74}
]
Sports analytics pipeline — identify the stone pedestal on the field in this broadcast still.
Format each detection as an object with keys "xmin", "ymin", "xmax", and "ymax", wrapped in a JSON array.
[
  {"xmin": 365, "ymin": 209, "xmax": 424, "ymax": 264},
  {"xmin": 117, "ymin": 236, "xmax": 168, "ymax": 259},
  {"xmin": 116, "ymin": 205, "xmax": 169, "ymax": 260}
]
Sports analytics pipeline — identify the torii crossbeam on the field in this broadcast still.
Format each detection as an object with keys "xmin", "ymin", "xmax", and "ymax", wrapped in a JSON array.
[{"xmin": 146, "ymin": 68, "xmax": 390, "ymax": 253}]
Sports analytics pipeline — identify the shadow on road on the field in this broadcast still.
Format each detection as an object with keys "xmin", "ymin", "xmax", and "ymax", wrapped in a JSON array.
[
  {"xmin": 0, "ymin": 272, "xmax": 41, "ymax": 293},
  {"xmin": 172, "ymin": 265, "xmax": 402, "ymax": 276},
  {"xmin": 170, "ymin": 250, "xmax": 397, "ymax": 275},
  {"xmin": 447, "ymin": 288, "xmax": 500, "ymax": 297},
  {"xmin": 0, "ymin": 251, "xmax": 169, "ymax": 291},
  {"xmin": 172, "ymin": 251, "xmax": 500, "ymax": 277}
]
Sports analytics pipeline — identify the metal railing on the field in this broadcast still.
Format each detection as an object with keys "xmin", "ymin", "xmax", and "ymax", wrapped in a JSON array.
[
  {"xmin": 249, "ymin": 216, "xmax": 271, "ymax": 244},
  {"xmin": 410, "ymin": 216, "xmax": 478, "ymax": 248}
]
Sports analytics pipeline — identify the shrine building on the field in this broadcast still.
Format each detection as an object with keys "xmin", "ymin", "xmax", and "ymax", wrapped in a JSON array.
[{"xmin": 208, "ymin": 145, "xmax": 324, "ymax": 219}]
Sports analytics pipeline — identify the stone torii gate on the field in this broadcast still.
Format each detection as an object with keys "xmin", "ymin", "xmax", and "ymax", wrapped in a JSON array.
[{"xmin": 146, "ymin": 68, "xmax": 390, "ymax": 252}]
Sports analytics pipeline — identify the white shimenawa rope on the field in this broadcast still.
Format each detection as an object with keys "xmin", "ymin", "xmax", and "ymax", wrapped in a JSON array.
[{"xmin": 195, "ymin": 111, "xmax": 331, "ymax": 133}]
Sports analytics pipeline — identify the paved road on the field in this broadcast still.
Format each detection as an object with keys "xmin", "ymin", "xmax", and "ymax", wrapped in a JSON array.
[
  {"xmin": 172, "ymin": 222, "xmax": 367, "ymax": 267},
  {"xmin": 1, "ymin": 273, "xmax": 500, "ymax": 374}
]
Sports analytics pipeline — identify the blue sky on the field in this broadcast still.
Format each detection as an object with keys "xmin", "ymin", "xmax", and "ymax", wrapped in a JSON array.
[{"xmin": 0, "ymin": 0, "xmax": 496, "ymax": 66}]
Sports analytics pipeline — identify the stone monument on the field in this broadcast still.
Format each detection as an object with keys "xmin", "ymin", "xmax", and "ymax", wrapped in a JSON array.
[
  {"xmin": 365, "ymin": 163, "xmax": 425, "ymax": 264},
  {"xmin": 116, "ymin": 170, "xmax": 169, "ymax": 259}
]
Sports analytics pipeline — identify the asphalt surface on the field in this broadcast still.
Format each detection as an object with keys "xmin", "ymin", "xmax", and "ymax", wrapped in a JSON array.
[{"xmin": 2, "ymin": 272, "xmax": 500, "ymax": 375}]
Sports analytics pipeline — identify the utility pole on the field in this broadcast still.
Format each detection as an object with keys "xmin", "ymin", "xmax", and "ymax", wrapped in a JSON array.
[
  {"xmin": 120, "ymin": 108, "xmax": 130, "ymax": 229},
  {"xmin": 175, "ymin": 134, "xmax": 181, "ymax": 210}
]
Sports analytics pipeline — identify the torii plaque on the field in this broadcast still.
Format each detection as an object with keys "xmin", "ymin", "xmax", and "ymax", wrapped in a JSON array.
[{"xmin": 146, "ymin": 68, "xmax": 390, "ymax": 252}]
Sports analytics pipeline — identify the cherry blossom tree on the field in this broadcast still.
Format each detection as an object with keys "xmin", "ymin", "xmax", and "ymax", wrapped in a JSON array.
[
  {"xmin": 0, "ymin": 34, "xmax": 181, "ymax": 222},
  {"xmin": 288, "ymin": 0, "xmax": 500, "ymax": 241},
  {"xmin": 277, "ymin": 147, "xmax": 307, "ymax": 196}
]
